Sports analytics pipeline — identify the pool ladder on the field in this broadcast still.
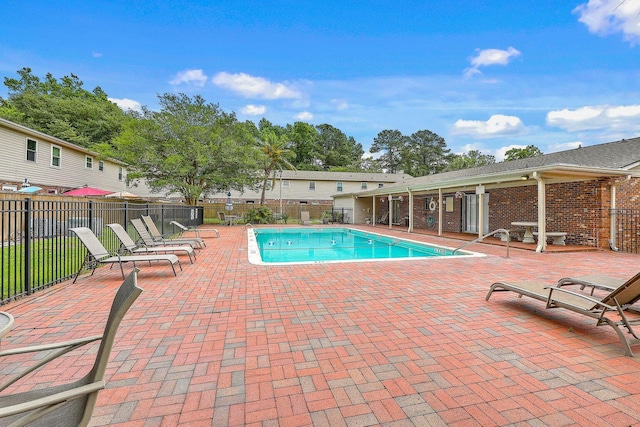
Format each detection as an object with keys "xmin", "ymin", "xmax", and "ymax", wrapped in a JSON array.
[{"xmin": 452, "ymin": 228, "xmax": 512, "ymax": 258}]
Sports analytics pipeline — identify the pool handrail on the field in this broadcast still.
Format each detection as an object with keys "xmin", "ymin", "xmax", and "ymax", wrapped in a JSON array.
[{"xmin": 452, "ymin": 228, "xmax": 511, "ymax": 258}]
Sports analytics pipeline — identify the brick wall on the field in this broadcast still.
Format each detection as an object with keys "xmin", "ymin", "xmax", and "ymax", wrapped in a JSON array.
[{"xmin": 374, "ymin": 177, "xmax": 640, "ymax": 249}]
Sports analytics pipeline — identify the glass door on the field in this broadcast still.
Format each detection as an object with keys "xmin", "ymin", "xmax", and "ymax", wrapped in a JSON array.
[{"xmin": 462, "ymin": 194, "xmax": 489, "ymax": 234}]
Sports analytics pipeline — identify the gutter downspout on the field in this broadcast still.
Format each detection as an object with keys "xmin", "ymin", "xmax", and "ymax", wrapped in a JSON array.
[
  {"xmin": 533, "ymin": 172, "xmax": 546, "ymax": 253},
  {"xmin": 610, "ymin": 176, "xmax": 631, "ymax": 251}
]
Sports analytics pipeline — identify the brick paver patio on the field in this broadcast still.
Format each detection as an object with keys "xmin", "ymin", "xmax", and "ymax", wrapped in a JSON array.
[{"xmin": 2, "ymin": 225, "xmax": 640, "ymax": 426}]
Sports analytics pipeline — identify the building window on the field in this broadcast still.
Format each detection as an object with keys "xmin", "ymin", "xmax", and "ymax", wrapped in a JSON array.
[
  {"xmin": 86, "ymin": 156, "xmax": 93, "ymax": 169},
  {"xmin": 98, "ymin": 160, "xmax": 104, "ymax": 171},
  {"xmin": 282, "ymin": 180, "xmax": 290, "ymax": 188},
  {"xmin": 378, "ymin": 183, "xmax": 384, "ymax": 188},
  {"xmin": 336, "ymin": 182, "xmax": 343, "ymax": 192},
  {"xmin": 26, "ymin": 139, "xmax": 37, "ymax": 162},
  {"xmin": 118, "ymin": 167, "xmax": 124, "ymax": 181},
  {"xmin": 361, "ymin": 182, "xmax": 368, "ymax": 190},
  {"xmin": 309, "ymin": 181, "xmax": 316, "ymax": 191},
  {"xmin": 51, "ymin": 146, "xmax": 61, "ymax": 168}
]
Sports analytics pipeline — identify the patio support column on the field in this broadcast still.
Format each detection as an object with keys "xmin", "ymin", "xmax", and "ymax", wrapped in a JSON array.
[
  {"xmin": 533, "ymin": 172, "xmax": 547, "ymax": 253},
  {"xmin": 372, "ymin": 197, "xmax": 377, "ymax": 227},
  {"xmin": 388, "ymin": 194, "xmax": 393, "ymax": 229},
  {"xmin": 478, "ymin": 193, "xmax": 484, "ymax": 240},
  {"xmin": 407, "ymin": 188, "xmax": 413, "ymax": 232},
  {"xmin": 438, "ymin": 188, "xmax": 443, "ymax": 236}
]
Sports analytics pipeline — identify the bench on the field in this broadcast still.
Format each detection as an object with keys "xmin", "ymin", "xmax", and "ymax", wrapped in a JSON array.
[
  {"xmin": 497, "ymin": 228, "xmax": 524, "ymax": 242},
  {"xmin": 532, "ymin": 231, "xmax": 567, "ymax": 246}
]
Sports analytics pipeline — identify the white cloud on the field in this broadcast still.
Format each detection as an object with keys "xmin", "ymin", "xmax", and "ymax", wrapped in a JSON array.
[
  {"xmin": 294, "ymin": 111, "xmax": 313, "ymax": 121},
  {"xmin": 464, "ymin": 47, "xmax": 521, "ymax": 78},
  {"xmin": 169, "ymin": 69, "xmax": 208, "ymax": 87},
  {"xmin": 495, "ymin": 144, "xmax": 527, "ymax": 162},
  {"xmin": 92, "ymin": 51, "xmax": 102, "ymax": 58},
  {"xmin": 547, "ymin": 141, "xmax": 584, "ymax": 153},
  {"xmin": 574, "ymin": 0, "xmax": 640, "ymax": 44},
  {"xmin": 241, "ymin": 104, "xmax": 266, "ymax": 115},
  {"xmin": 331, "ymin": 99, "xmax": 349, "ymax": 110},
  {"xmin": 109, "ymin": 97, "xmax": 142, "ymax": 112},
  {"xmin": 212, "ymin": 72, "xmax": 302, "ymax": 99},
  {"xmin": 546, "ymin": 104, "xmax": 640, "ymax": 131},
  {"xmin": 451, "ymin": 114, "xmax": 525, "ymax": 138}
]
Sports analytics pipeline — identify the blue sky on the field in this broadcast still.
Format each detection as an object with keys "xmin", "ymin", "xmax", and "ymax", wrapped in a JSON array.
[{"xmin": 1, "ymin": 0, "xmax": 639, "ymax": 160}]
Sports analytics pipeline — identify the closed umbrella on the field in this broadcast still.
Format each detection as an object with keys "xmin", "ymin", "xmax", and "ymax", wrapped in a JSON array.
[{"xmin": 105, "ymin": 191, "xmax": 140, "ymax": 199}]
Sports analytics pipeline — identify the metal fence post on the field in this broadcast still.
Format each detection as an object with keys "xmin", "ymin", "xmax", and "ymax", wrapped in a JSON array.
[{"xmin": 23, "ymin": 198, "xmax": 32, "ymax": 295}]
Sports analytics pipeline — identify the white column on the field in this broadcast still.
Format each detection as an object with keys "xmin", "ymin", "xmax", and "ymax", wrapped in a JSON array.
[
  {"xmin": 438, "ymin": 189, "xmax": 443, "ymax": 236},
  {"xmin": 534, "ymin": 172, "xmax": 546, "ymax": 253}
]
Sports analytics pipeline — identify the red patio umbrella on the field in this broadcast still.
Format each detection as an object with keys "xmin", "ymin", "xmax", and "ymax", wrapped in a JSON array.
[{"xmin": 64, "ymin": 186, "xmax": 112, "ymax": 196}]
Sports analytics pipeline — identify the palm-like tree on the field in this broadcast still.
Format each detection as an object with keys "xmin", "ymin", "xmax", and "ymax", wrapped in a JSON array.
[{"xmin": 257, "ymin": 130, "xmax": 296, "ymax": 205}]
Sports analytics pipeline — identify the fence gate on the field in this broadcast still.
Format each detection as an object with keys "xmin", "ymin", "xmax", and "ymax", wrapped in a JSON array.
[{"xmin": 611, "ymin": 209, "xmax": 640, "ymax": 254}]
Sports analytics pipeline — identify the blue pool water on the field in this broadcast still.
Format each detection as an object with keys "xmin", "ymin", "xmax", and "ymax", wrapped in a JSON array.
[{"xmin": 247, "ymin": 227, "xmax": 483, "ymax": 264}]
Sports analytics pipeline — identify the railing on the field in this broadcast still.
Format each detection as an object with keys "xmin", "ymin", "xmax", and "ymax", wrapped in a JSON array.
[
  {"xmin": 611, "ymin": 209, "xmax": 640, "ymax": 254},
  {"xmin": 0, "ymin": 197, "xmax": 203, "ymax": 304},
  {"xmin": 452, "ymin": 228, "xmax": 512, "ymax": 258}
]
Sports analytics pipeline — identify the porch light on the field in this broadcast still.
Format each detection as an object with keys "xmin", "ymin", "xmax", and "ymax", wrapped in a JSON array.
[{"xmin": 521, "ymin": 174, "xmax": 529, "ymax": 180}]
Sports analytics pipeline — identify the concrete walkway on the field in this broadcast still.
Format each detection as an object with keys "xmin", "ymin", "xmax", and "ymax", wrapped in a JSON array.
[{"xmin": 2, "ymin": 225, "xmax": 640, "ymax": 426}]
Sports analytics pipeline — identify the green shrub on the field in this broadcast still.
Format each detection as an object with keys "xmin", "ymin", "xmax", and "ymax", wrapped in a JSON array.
[{"xmin": 244, "ymin": 206, "xmax": 274, "ymax": 224}]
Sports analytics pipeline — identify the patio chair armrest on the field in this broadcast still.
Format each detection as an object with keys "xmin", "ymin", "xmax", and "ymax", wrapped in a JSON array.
[
  {"xmin": 0, "ymin": 335, "xmax": 102, "ymax": 392},
  {"xmin": 0, "ymin": 335, "xmax": 102, "ymax": 357},
  {"xmin": 0, "ymin": 380, "xmax": 105, "ymax": 419},
  {"xmin": 543, "ymin": 287, "xmax": 616, "ymax": 310}
]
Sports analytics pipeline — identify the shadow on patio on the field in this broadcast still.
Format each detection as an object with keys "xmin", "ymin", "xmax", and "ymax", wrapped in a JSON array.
[{"xmin": 1, "ymin": 225, "xmax": 639, "ymax": 426}]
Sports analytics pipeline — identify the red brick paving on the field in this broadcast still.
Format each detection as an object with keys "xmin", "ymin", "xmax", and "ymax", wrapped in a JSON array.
[{"xmin": 2, "ymin": 225, "xmax": 640, "ymax": 426}]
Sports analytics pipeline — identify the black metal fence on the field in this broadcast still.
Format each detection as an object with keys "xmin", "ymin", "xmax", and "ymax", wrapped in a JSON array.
[
  {"xmin": 0, "ymin": 197, "xmax": 203, "ymax": 304},
  {"xmin": 611, "ymin": 209, "xmax": 640, "ymax": 254}
]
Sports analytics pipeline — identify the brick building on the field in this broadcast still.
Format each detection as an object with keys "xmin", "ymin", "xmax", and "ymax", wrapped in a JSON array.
[{"xmin": 334, "ymin": 137, "xmax": 640, "ymax": 252}]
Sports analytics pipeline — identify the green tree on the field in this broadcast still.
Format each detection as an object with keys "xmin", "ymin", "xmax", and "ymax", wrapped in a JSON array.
[
  {"xmin": 286, "ymin": 121, "xmax": 319, "ymax": 170},
  {"xmin": 370, "ymin": 129, "xmax": 406, "ymax": 173},
  {"xmin": 256, "ymin": 128, "xmax": 296, "ymax": 205},
  {"xmin": 445, "ymin": 150, "xmax": 496, "ymax": 171},
  {"xmin": 504, "ymin": 145, "xmax": 542, "ymax": 161},
  {"xmin": 112, "ymin": 93, "xmax": 260, "ymax": 205},
  {"xmin": 403, "ymin": 130, "xmax": 451, "ymax": 176},
  {"xmin": 0, "ymin": 68, "xmax": 127, "ymax": 148},
  {"xmin": 315, "ymin": 124, "xmax": 364, "ymax": 170}
]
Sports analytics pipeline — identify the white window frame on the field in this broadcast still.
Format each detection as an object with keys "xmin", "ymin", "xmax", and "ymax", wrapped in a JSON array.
[
  {"xmin": 336, "ymin": 181, "xmax": 343, "ymax": 192},
  {"xmin": 85, "ymin": 156, "xmax": 93, "ymax": 169},
  {"xmin": 26, "ymin": 139, "xmax": 37, "ymax": 162},
  {"xmin": 50, "ymin": 145, "xmax": 61, "ymax": 168},
  {"xmin": 282, "ymin": 180, "xmax": 290, "ymax": 189},
  {"xmin": 309, "ymin": 181, "xmax": 316, "ymax": 191},
  {"xmin": 98, "ymin": 160, "xmax": 104, "ymax": 172},
  {"xmin": 118, "ymin": 167, "xmax": 124, "ymax": 181},
  {"xmin": 361, "ymin": 182, "xmax": 368, "ymax": 190}
]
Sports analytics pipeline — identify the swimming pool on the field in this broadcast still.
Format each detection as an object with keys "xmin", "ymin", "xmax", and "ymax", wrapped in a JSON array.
[{"xmin": 247, "ymin": 227, "xmax": 484, "ymax": 265}]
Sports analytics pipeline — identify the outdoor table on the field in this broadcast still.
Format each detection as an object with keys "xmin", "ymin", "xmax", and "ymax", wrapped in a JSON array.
[
  {"xmin": 511, "ymin": 221, "xmax": 538, "ymax": 244},
  {"xmin": 0, "ymin": 311, "xmax": 14, "ymax": 349}
]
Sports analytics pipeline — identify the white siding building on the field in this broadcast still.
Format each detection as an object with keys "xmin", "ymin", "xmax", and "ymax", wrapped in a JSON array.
[
  {"xmin": 207, "ymin": 170, "xmax": 413, "ymax": 205},
  {"xmin": 0, "ymin": 118, "xmax": 128, "ymax": 194}
]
